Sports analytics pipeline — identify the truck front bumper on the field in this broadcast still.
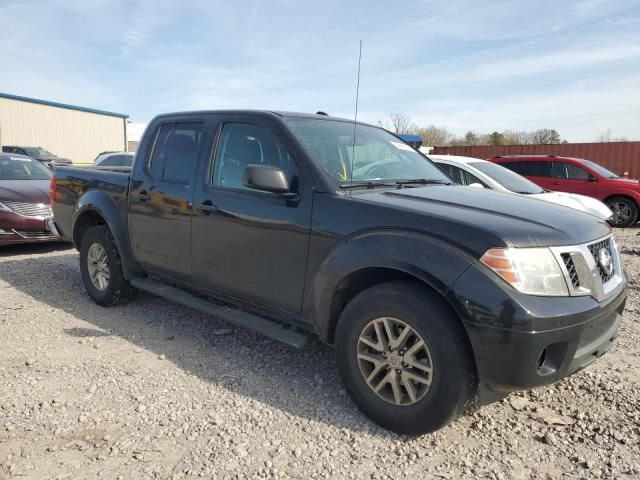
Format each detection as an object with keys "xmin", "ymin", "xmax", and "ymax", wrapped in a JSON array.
[{"xmin": 450, "ymin": 263, "xmax": 626, "ymax": 393}]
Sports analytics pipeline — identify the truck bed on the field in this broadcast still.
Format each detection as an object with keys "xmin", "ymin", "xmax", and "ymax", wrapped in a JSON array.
[{"xmin": 53, "ymin": 166, "xmax": 131, "ymax": 244}]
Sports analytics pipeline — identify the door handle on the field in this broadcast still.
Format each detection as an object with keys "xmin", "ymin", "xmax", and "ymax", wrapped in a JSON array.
[
  {"xmin": 550, "ymin": 181, "xmax": 561, "ymax": 185},
  {"xmin": 196, "ymin": 202, "xmax": 218, "ymax": 215},
  {"xmin": 138, "ymin": 190, "xmax": 149, "ymax": 201}
]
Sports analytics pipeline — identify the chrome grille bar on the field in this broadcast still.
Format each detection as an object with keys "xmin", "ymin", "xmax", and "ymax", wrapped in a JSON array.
[{"xmin": 3, "ymin": 201, "xmax": 51, "ymax": 217}]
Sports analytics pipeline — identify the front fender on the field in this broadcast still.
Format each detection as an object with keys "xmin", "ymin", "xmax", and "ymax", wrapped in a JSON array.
[
  {"xmin": 304, "ymin": 230, "xmax": 477, "ymax": 342},
  {"xmin": 72, "ymin": 190, "xmax": 143, "ymax": 278}
]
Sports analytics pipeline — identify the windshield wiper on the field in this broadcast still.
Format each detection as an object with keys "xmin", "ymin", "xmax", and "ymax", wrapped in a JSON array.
[
  {"xmin": 340, "ymin": 179, "xmax": 452, "ymax": 190},
  {"xmin": 339, "ymin": 181, "xmax": 398, "ymax": 189},
  {"xmin": 395, "ymin": 179, "xmax": 452, "ymax": 186}
]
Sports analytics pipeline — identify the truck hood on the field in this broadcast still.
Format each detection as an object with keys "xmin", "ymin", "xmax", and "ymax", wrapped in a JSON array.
[
  {"xmin": 0, "ymin": 180, "xmax": 51, "ymax": 204},
  {"xmin": 355, "ymin": 185, "xmax": 610, "ymax": 253}
]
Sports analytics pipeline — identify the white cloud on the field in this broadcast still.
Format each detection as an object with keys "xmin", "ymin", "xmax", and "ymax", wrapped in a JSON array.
[{"xmin": 475, "ymin": 43, "xmax": 640, "ymax": 79}]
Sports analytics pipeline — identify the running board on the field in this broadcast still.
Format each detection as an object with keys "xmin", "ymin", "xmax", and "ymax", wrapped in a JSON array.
[{"xmin": 130, "ymin": 277, "xmax": 308, "ymax": 349}]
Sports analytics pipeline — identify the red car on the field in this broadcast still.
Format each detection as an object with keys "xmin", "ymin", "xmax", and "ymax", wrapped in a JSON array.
[
  {"xmin": 0, "ymin": 153, "xmax": 60, "ymax": 246},
  {"xmin": 490, "ymin": 155, "xmax": 640, "ymax": 227}
]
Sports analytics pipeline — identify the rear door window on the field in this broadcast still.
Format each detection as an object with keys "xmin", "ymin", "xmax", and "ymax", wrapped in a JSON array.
[
  {"xmin": 502, "ymin": 161, "xmax": 551, "ymax": 177},
  {"xmin": 149, "ymin": 124, "xmax": 174, "ymax": 178},
  {"xmin": 162, "ymin": 123, "xmax": 204, "ymax": 184},
  {"xmin": 148, "ymin": 122, "xmax": 203, "ymax": 184},
  {"xmin": 444, "ymin": 164, "xmax": 487, "ymax": 187},
  {"xmin": 552, "ymin": 162, "xmax": 590, "ymax": 180}
]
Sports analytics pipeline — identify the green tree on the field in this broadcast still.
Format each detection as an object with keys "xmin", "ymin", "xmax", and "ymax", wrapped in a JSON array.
[
  {"xmin": 463, "ymin": 131, "xmax": 480, "ymax": 146},
  {"xmin": 487, "ymin": 131, "xmax": 506, "ymax": 145}
]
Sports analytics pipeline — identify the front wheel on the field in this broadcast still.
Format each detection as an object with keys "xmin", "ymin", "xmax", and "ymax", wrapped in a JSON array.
[
  {"xmin": 79, "ymin": 225, "xmax": 137, "ymax": 306},
  {"xmin": 606, "ymin": 196, "xmax": 638, "ymax": 227},
  {"xmin": 335, "ymin": 281, "xmax": 477, "ymax": 435}
]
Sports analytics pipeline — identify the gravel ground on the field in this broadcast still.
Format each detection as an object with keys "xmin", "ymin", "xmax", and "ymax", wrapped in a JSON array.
[{"xmin": 0, "ymin": 228, "xmax": 639, "ymax": 480}]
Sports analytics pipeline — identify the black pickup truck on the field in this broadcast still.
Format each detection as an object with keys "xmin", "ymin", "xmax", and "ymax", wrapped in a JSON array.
[{"xmin": 52, "ymin": 111, "xmax": 626, "ymax": 435}]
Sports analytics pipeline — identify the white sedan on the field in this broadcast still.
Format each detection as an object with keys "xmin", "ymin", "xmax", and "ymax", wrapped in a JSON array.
[{"xmin": 429, "ymin": 154, "xmax": 612, "ymax": 221}]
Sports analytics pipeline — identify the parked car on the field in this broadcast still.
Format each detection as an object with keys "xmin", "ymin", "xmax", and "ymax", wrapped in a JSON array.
[
  {"xmin": 93, "ymin": 151, "xmax": 134, "ymax": 172},
  {"xmin": 430, "ymin": 155, "xmax": 612, "ymax": 221},
  {"xmin": 52, "ymin": 110, "xmax": 626, "ymax": 435},
  {"xmin": 1, "ymin": 146, "xmax": 72, "ymax": 168},
  {"xmin": 489, "ymin": 155, "xmax": 640, "ymax": 227},
  {"xmin": 0, "ymin": 153, "xmax": 60, "ymax": 245}
]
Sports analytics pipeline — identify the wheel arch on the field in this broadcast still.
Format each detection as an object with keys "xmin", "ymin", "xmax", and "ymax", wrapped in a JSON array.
[
  {"xmin": 304, "ymin": 230, "xmax": 476, "ymax": 344},
  {"xmin": 603, "ymin": 193, "xmax": 639, "ymax": 206},
  {"xmin": 71, "ymin": 190, "xmax": 144, "ymax": 279}
]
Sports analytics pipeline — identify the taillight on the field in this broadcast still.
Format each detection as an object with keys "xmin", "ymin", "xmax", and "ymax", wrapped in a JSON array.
[{"xmin": 50, "ymin": 176, "xmax": 56, "ymax": 210}]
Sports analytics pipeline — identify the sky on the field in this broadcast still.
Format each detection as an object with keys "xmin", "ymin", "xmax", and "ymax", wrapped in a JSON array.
[{"xmin": 0, "ymin": 0, "xmax": 639, "ymax": 142}]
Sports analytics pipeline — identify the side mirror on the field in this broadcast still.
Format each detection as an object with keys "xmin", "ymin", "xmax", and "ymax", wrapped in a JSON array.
[
  {"xmin": 469, "ymin": 182, "xmax": 485, "ymax": 189},
  {"xmin": 588, "ymin": 176, "xmax": 598, "ymax": 182},
  {"xmin": 242, "ymin": 164, "xmax": 294, "ymax": 196}
]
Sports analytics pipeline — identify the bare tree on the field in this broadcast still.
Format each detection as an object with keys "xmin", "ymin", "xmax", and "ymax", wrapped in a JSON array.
[
  {"xmin": 414, "ymin": 125, "xmax": 455, "ymax": 146},
  {"xmin": 531, "ymin": 128, "xmax": 562, "ymax": 144},
  {"xmin": 597, "ymin": 129, "xmax": 629, "ymax": 142},
  {"xmin": 597, "ymin": 129, "xmax": 612, "ymax": 142},
  {"xmin": 502, "ymin": 130, "xmax": 532, "ymax": 145},
  {"xmin": 388, "ymin": 113, "xmax": 415, "ymax": 135}
]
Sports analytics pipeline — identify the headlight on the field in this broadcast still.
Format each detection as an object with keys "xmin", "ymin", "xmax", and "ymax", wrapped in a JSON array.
[
  {"xmin": 0, "ymin": 201, "xmax": 12, "ymax": 213},
  {"xmin": 480, "ymin": 247, "xmax": 569, "ymax": 296}
]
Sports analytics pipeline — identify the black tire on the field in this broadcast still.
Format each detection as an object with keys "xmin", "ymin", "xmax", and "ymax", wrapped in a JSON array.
[
  {"xmin": 79, "ymin": 225, "xmax": 136, "ymax": 306},
  {"xmin": 605, "ymin": 196, "xmax": 638, "ymax": 227},
  {"xmin": 335, "ymin": 281, "xmax": 476, "ymax": 435}
]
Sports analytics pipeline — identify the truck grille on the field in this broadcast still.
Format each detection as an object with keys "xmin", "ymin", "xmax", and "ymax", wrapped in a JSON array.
[
  {"xmin": 3, "ymin": 201, "xmax": 51, "ymax": 217},
  {"xmin": 587, "ymin": 238, "xmax": 614, "ymax": 284},
  {"xmin": 551, "ymin": 235, "xmax": 622, "ymax": 302},
  {"xmin": 561, "ymin": 253, "xmax": 580, "ymax": 288}
]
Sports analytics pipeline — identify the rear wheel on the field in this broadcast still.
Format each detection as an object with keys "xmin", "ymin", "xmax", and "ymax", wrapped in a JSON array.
[
  {"xmin": 335, "ymin": 281, "xmax": 476, "ymax": 435},
  {"xmin": 80, "ymin": 225, "xmax": 136, "ymax": 306},
  {"xmin": 606, "ymin": 196, "xmax": 638, "ymax": 227}
]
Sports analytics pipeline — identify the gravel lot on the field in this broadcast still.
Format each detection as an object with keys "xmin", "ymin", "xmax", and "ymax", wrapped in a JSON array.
[{"xmin": 0, "ymin": 228, "xmax": 639, "ymax": 480}]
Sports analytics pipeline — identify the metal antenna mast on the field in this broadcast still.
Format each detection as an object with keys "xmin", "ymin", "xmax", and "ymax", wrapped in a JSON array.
[{"xmin": 349, "ymin": 40, "xmax": 362, "ymax": 193}]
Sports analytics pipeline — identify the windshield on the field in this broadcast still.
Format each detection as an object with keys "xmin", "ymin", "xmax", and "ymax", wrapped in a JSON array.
[
  {"xmin": 0, "ymin": 156, "xmax": 53, "ymax": 180},
  {"xmin": 580, "ymin": 159, "xmax": 618, "ymax": 179},
  {"xmin": 470, "ymin": 161, "xmax": 544, "ymax": 194},
  {"xmin": 24, "ymin": 147, "xmax": 55, "ymax": 158},
  {"xmin": 285, "ymin": 119, "xmax": 450, "ymax": 185}
]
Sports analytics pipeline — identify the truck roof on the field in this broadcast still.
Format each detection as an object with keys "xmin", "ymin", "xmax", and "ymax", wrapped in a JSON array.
[{"xmin": 151, "ymin": 110, "xmax": 377, "ymax": 128}]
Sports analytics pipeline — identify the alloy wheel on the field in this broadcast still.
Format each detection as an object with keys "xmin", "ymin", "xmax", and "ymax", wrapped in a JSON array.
[
  {"xmin": 609, "ymin": 201, "xmax": 633, "ymax": 226},
  {"xmin": 87, "ymin": 243, "xmax": 110, "ymax": 291},
  {"xmin": 357, "ymin": 317, "xmax": 433, "ymax": 406}
]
